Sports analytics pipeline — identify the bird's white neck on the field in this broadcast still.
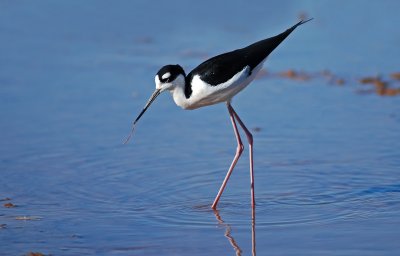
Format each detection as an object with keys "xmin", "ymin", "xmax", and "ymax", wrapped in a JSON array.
[{"xmin": 168, "ymin": 75, "xmax": 192, "ymax": 109}]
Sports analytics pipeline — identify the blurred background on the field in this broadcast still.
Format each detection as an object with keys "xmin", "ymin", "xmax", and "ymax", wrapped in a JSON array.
[{"xmin": 1, "ymin": 1, "xmax": 399, "ymax": 255}]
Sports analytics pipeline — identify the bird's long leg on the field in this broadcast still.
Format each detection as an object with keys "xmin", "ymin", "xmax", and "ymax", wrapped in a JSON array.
[
  {"xmin": 229, "ymin": 104, "xmax": 255, "ymax": 209},
  {"xmin": 211, "ymin": 103, "xmax": 244, "ymax": 209}
]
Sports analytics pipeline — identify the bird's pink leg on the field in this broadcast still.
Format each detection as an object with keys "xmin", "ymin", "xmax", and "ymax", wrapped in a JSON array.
[
  {"xmin": 229, "ymin": 104, "xmax": 255, "ymax": 209},
  {"xmin": 211, "ymin": 103, "xmax": 244, "ymax": 209}
]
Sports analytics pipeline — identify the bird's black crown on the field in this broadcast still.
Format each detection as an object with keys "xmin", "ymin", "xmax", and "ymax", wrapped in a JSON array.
[{"xmin": 156, "ymin": 64, "xmax": 185, "ymax": 83}]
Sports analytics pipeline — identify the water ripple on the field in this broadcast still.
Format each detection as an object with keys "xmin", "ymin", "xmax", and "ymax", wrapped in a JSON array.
[{"xmin": 5, "ymin": 137, "xmax": 400, "ymax": 234}]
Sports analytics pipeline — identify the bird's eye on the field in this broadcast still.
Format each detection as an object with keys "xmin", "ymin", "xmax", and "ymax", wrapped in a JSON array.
[{"xmin": 161, "ymin": 72, "xmax": 172, "ymax": 82}]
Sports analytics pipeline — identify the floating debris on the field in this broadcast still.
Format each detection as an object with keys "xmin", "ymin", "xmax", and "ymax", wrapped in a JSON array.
[
  {"xmin": 280, "ymin": 69, "xmax": 297, "ymax": 79},
  {"xmin": 335, "ymin": 78, "xmax": 345, "ymax": 85},
  {"xmin": 358, "ymin": 76, "xmax": 388, "ymax": 88},
  {"xmin": 256, "ymin": 68, "xmax": 400, "ymax": 97},
  {"xmin": 357, "ymin": 76, "xmax": 400, "ymax": 96},
  {"xmin": 26, "ymin": 252, "xmax": 46, "ymax": 256},
  {"xmin": 0, "ymin": 224, "xmax": 6, "ymax": 229},
  {"xmin": 15, "ymin": 216, "xmax": 42, "ymax": 221},
  {"xmin": 280, "ymin": 69, "xmax": 310, "ymax": 81},
  {"xmin": 390, "ymin": 72, "xmax": 400, "ymax": 80},
  {"xmin": 252, "ymin": 127, "xmax": 262, "ymax": 132},
  {"xmin": 377, "ymin": 87, "xmax": 400, "ymax": 96},
  {"xmin": 373, "ymin": 80, "xmax": 387, "ymax": 88},
  {"xmin": 359, "ymin": 76, "xmax": 379, "ymax": 84},
  {"xmin": 3, "ymin": 202, "xmax": 16, "ymax": 208},
  {"xmin": 0, "ymin": 197, "xmax": 11, "ymax": 202}
]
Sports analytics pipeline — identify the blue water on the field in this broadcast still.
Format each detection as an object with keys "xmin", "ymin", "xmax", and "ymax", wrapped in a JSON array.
[{"xmin": 1, "ymin": 1, "xmax": 400, "ymax": 255}]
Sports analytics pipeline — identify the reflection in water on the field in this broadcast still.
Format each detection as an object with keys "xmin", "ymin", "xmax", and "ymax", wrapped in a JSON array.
[
  {"xmin": 214, "ymin": 209, "xmax": 242, "ymax": 255},
  {"xmin": 251, "ymin": 206, "xmax": 256, "ymax": 256},
  {"xmin": 213, "ymin": 206, "xmax": 256, "ymax": 256}
]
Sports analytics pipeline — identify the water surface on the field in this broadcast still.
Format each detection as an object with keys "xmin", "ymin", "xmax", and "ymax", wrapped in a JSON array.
[{"xmin": 1, "ymin": 1, "xmax": 400, "ymax": 255}]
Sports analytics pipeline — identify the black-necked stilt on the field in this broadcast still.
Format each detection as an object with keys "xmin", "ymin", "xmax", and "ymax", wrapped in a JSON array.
[{"xmin": 126, "ymin": 19, "xmax": 312, "ymax": 209}]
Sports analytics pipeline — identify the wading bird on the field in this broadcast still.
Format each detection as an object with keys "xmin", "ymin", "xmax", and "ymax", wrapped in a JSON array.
[{"xmin": 126, "ymin": 19, "xmax": 312, "ymax": 209}]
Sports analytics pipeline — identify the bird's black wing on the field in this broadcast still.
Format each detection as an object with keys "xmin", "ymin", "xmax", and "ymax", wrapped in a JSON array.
[
  {"xmin": 187, "ymin": 50, "xmax": 249, "ymax": 86},
  {"xmin": 186, "ymin": 19, "xmax": 312, "ymax": 88}
]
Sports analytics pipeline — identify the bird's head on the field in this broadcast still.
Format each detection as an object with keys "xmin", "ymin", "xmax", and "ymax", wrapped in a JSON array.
[
  {"xmin": 155, "ymin": 64, "xmax": 186, "ymax": 92},
  {"xmin": 124, "ymin": 64, "xmax": 186, "ymax": 144}
]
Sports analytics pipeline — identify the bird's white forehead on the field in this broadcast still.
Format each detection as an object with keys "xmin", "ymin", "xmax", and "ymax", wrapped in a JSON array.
[{"xmin": 161, "ymin": 72, "xmax": 171, "ymax": 80}]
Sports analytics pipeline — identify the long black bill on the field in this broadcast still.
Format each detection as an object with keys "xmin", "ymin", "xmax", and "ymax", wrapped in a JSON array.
[{"xmin": 124, "ymin": 89, "xmax": 161, "ymax": 144}]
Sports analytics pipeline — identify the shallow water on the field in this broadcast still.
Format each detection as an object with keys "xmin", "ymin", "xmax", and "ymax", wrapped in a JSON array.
[{"xmin": 1, "ymin": 1, "xmax": 400, "ymax": 255}]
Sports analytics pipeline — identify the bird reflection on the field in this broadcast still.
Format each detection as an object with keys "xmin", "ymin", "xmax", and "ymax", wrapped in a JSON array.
[
  {"xmin": 213, "ymin": 206, "xmax": 256, "ymax": 256},
  {"xmin": 251, "ymin": 206, "xmax": 256, "ymax": 256}
]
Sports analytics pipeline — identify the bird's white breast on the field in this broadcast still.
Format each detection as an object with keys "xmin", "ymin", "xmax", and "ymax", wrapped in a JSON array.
[{"xmin": 186, "ymin": 66, "xmax": 249, "ymax": 108}]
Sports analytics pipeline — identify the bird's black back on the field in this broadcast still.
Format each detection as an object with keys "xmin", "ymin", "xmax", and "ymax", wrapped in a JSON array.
[{"xmin": 185, "ymin": 19, "xmax": 312, "ymax": 97}]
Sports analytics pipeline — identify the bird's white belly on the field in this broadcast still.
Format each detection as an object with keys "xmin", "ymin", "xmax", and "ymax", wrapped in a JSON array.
[
  {"xmin": 195, "ymin": 79, "xmax": 249, "ymax": 106},
  {"xmin": 187, "ymin": 63, "xmax": 263, "ymax": 109}
]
